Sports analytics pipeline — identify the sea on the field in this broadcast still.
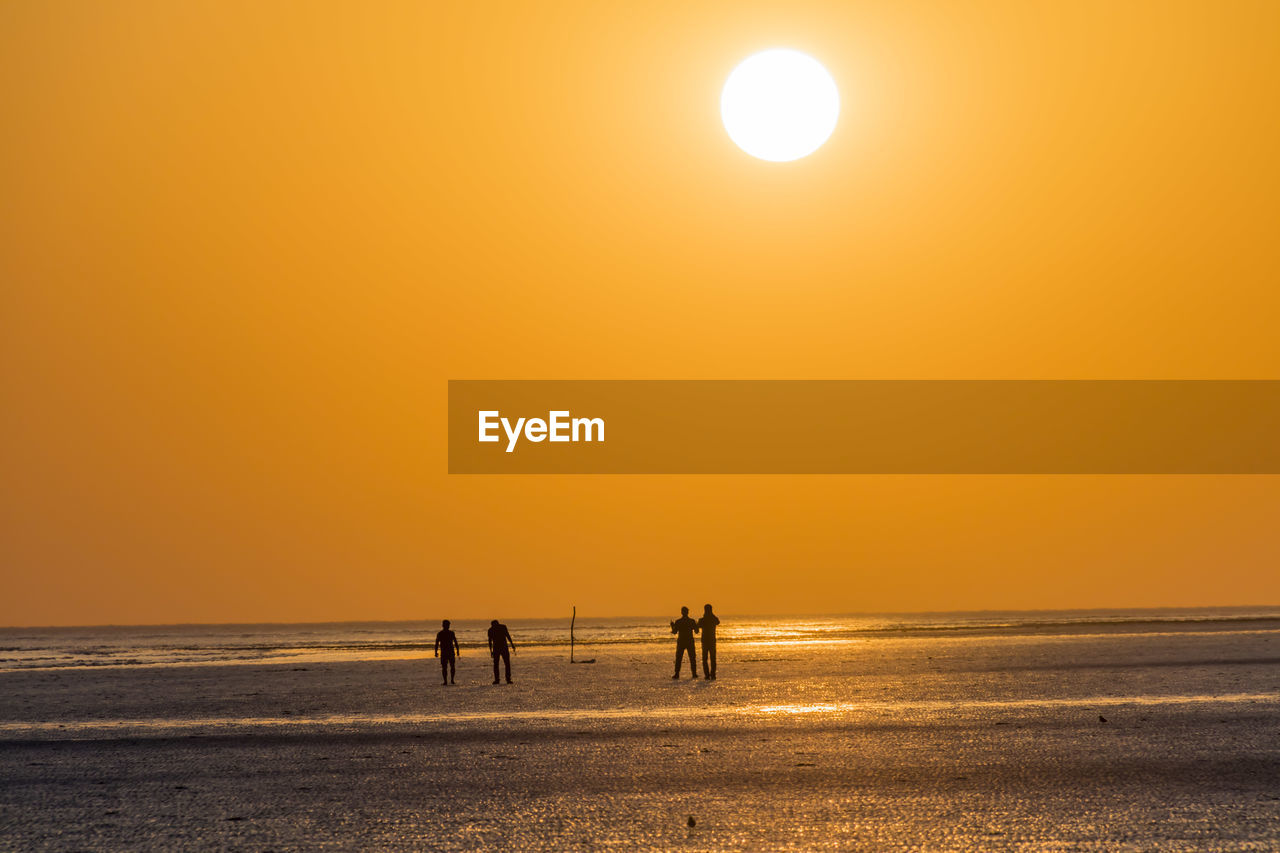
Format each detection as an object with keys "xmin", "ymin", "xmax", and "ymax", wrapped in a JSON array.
[{"xmin": 3, "ymin": 606, "xmax": 1278, "ymax": 672}]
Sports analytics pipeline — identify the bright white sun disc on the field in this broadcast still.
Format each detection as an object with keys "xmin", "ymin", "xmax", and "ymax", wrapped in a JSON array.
[{"xmin": 721, "ymin": 49, "xmax": 840, "ymax": 162}]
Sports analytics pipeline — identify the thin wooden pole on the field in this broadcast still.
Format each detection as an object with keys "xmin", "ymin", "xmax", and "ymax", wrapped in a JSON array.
[{"xmin": 571, "ymin": 605, "xmax": 576, "ymax": 663}]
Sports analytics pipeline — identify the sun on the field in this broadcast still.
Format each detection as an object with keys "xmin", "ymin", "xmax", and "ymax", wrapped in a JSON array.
[{"xmin": 720, "ymin": 49, "xmax": 840, "ymax": 163}]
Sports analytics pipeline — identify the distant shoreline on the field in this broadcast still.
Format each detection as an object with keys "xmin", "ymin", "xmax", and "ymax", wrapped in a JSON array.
[{"xmin": 3, "ymin": 604, "xmax": 1278, "ymax": 632}]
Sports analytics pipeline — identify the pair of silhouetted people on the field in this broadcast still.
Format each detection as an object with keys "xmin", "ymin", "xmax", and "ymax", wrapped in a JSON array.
[
  {"xmin": 433, "ymin": 619, "xmax": 516, "ymax": 685},
  {"xmin": 671, "ymin": 604, "xmax": 719, "ymax": 680}
]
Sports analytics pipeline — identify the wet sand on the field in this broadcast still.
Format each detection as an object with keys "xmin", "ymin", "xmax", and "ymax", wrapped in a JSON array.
[{"xmin": 2, "ymin": 627, "xmax": 1279, "ymax": 849}]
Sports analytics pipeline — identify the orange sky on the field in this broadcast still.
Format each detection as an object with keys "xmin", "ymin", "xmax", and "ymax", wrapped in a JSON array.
[{"xmin": 2, "ymin": 0, "xmax": 1279, "ymax": 625}]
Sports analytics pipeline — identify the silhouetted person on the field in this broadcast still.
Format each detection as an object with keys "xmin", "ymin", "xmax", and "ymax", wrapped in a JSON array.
[
  {"xmin": 698, "ymin": 604, "xmax": 720, "ymax": 680},
  {"xmin": 434, "ymin": 619, "xmax": 460, "ymax": 685},
  {"xmin": 670, "ymin": 606, "xmax": 699, "ymax": 679},
  {"xmin": 488, "ymin": 619, "xmax": 515, "ymax": 684}
]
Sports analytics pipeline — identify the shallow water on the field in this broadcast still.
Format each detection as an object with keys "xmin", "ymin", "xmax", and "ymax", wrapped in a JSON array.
[{"xmin": 3, "ymin": 606, "xmax": 1277, "ymax": 670}]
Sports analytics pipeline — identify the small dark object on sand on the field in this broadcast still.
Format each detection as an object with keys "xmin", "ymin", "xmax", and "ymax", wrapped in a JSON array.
[
  {"xmin": 1099, "ymin": 715, "xmax": 1108, "ymax": 723},
  {"xmin": 688, "ymin": 816, "xmax": 696, "ymax": 828}
]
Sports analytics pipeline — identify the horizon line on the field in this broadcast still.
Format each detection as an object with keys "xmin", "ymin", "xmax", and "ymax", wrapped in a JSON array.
[{"xmin": 3, "ymin": 603, "xmax": 1279, "ymax": 632}]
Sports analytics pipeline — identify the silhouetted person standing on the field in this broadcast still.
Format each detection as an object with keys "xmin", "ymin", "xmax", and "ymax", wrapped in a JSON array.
[
  {"xmin": 434, "ymin": 619, "xmax": 460, "ymax": 685},
  {"xmin": 488, "ymin": 619, "xmax": 515, "ymax": 684},
  {"xmin": 670, "ymin": 606, "xmax": 699, "ymax": 679},
  {"xmin": 698, "ymin": 604, "xmax": 720, "ymax": 680}
]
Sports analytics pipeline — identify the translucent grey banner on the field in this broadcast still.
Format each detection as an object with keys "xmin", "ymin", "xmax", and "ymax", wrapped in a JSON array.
[{"xmin": 448, "ymin": 381, "xmax": 1280, "ymax": 474}]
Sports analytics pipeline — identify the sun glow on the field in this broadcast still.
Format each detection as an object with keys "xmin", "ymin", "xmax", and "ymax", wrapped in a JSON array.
[{"xmin": 720, "ymin": 48, "xmax": 840, "ymax": 162}]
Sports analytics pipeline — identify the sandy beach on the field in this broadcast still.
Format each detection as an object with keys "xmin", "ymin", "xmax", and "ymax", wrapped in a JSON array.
[{"xmin": 2, "ymin": 615, "xmax": 1279, "ymax": 850}]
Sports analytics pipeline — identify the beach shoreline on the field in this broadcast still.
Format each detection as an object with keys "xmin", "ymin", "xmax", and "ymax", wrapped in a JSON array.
[{"xmin": 2, "ymin": 617, "xmax": 1278, "ymax": 849}]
